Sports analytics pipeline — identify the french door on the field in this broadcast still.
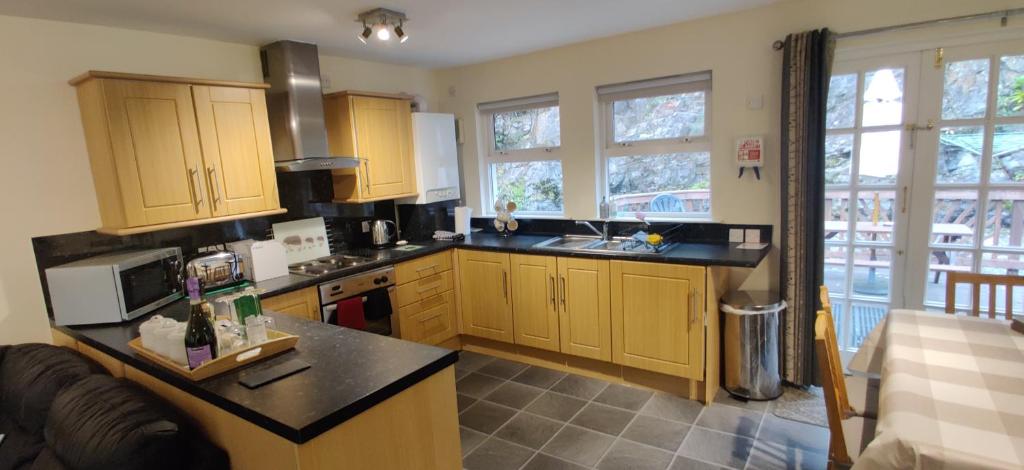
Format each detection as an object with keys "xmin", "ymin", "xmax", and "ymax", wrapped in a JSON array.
[{"xmin": 826, "ymin": 37, "xmax": 1024, "ymax": 353}]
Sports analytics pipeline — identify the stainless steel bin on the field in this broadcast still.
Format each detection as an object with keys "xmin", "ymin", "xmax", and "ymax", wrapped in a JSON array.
[{"xmin": 720, "ymin": 291, "xmax": 786, "ymax": 400}]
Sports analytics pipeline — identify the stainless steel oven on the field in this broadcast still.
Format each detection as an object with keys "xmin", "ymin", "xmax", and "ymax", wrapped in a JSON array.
[{"xmin": 319, "ymin": 266, "xmax": 399, "ymax": 337}]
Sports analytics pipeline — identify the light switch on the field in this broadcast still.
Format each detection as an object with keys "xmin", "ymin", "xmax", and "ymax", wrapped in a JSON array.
[
  {"xmin": 747, "ymin": 95, "xmax": 764, "ymax": 110},
  {"xmin": 744, "ymin": 229, "xmax": 761, "ymax": 243},
  {"xmin": 729, "ymin": 229, "xmax": 744, "ymax": 243}
]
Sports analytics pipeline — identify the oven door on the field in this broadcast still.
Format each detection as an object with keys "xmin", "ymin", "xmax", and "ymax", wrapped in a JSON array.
[{"xmin": 321, "ymin": 286, "xmax": 399, "ymax": 337}]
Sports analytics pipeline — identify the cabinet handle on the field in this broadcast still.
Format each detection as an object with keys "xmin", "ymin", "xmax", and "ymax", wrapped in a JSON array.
[
  {"xmin": 549, "ymin": 275, "xmax": 556, "ymax": 307},
  {"xmin": 188, "ymin": 167, "xmax": 204, "ymax": 212},
  {"xmin": 207, "ymin": 166, "xmax": 222, "ymax": 210},
  {"xmin": 560, "ymin": 276, "xmax": 567, "ymax": 309},
  {"xmin": 502, "ymin": 271, "xmax": 509, "ymax": 303},
  {"xmin": 690, "ymin": 288, "xmax": 698, "ymax": 327},
  {"xmin": 362, "ymin": 159, "xmax": 372, "ymax": 195}
]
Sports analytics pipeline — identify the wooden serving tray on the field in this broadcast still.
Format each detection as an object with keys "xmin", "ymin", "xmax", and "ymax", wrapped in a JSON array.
[{"xmin": 128, "ymin": 329, "xmax": 299, "ymax": 381}]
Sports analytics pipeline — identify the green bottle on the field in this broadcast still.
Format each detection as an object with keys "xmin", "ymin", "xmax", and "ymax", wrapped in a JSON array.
[{"xmin": 184, "ymin": 277, "xmax": 217, "ymax": 369}]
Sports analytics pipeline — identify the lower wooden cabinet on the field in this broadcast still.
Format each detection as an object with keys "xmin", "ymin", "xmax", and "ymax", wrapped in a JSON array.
[
  {"xmin": 395, "ymin": 251, "xmax": 457, "ymax": 345},
  {"xmin": 457, "ymin": 250, "xmax": 514, "ymax": 342},
  {"xmin": 399, "ymin": 291, "xmax": 456, "ymax": 344},
  {"xmin": 510, "ymin": 254, "xmax": 560, "ymax": 352},
  {"xmin": 610, "ymin": 261, "xmax": 706, "ymax": 379},
  {"xmin": 558, "ymin": 258, "xmax": 612, "ymax": 361},
  {"xmin": 261, "ymin": 287, "xmax": 320, "ymax": 322}
]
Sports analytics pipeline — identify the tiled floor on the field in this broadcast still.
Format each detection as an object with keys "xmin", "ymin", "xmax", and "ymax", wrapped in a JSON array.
[{"xmin": 455, "ymin": 351, "xmax": 830, "ymax": 470}]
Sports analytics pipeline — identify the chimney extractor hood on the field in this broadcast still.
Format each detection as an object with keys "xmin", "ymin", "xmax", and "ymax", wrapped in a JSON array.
[{"xmin": 260, "ymin": 40, "xmax": 359, "ymax": 172}]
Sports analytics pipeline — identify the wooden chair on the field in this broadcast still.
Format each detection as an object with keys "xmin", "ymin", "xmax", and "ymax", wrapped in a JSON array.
[
  {"xmin": 818, "ymin": 286, "xmax": 878, "ymax": 419},
  {"xmin": 816, "ymin": 312, "xmax": 877, "ymax": 468},
  {"xmin": 944, "ymin": 272, "xmax": 1024, "ymax": 319}
]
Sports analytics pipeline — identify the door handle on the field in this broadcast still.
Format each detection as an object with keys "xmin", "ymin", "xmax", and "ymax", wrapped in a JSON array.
[
  {"xmin": 362, "ymin": 159, "xmax": 372, "ymax": 195},
  {"xmin": 207, "ymin": 166, "xmax": 222, "ymax": 209},
  {"xmin": 549, "ymin": 275, "xmax": 556, "ymax": 308},
  {"xmin": 560, "ymin": 276, "xmax": 567, "ymax": 309},
  {"xmin": 502, "ymin": 270, "xmax": 508, "ymax": 303},
  {"xmin": 901, "ymin": 186, "xmax": 908, "ymax": 214}
]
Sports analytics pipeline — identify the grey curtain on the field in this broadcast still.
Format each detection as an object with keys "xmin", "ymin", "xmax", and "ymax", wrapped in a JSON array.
[{"xmin": 780, "ymin": 29, "xmax": 834, "ymax": 386}]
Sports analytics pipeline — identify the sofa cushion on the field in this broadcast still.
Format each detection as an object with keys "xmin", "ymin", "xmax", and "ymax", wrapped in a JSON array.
[
  {"xmin": 0, "ymin": 344, "xmax": 103, "ymax": 435},
  {"xmin": 0, "ymin": 413, "xmax": 45, "ymax": 470},
  {"xmin": 27, "ymin": 448, "xmax": 68, "ymax": 470}
]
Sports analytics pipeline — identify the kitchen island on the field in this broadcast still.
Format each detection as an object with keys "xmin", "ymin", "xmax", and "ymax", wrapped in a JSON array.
[{"xmin": 51, "ymin": 304, "xmax": 461, "ymax": 470}]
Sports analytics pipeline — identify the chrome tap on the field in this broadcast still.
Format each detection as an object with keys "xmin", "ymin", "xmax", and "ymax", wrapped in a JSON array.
[{"xmin": 576, "ymin": 220, "xmax": 610, "ymax": 241}]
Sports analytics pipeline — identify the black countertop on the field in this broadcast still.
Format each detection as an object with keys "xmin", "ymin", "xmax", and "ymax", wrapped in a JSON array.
[
  {"xmin": 254, "ymin": 233, "xmax": 771, "ymax": 299},
  {"xmin": 56, "ymin": 303, "xmax": 458, "ymax": 444}
]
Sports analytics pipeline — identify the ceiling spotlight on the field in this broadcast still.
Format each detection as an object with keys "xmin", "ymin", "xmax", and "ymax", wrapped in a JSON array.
[
  {"xmin": 395, "ymin": 22, "xmax": 408, "ymax": 43},
  {"xmin": 356, "ymin": 8, "xmax": 409, "ymax": 45},
  {"xmin": 358, "ymin": 23, "xmax": 372, "ymax": 44},
  {"xmin": 376, "ymin": 25, "xmax": 391, "ymax": 41}
]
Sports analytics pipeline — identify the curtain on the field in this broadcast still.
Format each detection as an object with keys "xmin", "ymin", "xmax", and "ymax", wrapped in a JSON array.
[{"xmin": 780, "ymin": 29, "xmax": 834, "ymax": 386}]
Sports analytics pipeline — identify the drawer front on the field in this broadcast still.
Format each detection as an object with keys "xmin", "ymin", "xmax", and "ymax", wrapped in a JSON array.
[
  {"xmin": 399, "ymin": 291, "xmax": 455, "ymax": 344},
  {"xmin": 395, "ymin": 251, "xmax": 453, "ymax": 283},
  {"xmin": 396, "ymin": 270, "xmax": 454, "ymax": 307}
]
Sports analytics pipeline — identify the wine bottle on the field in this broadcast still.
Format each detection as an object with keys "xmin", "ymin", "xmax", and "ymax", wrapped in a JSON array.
[{"xmin": 184, "ymin": 277, "xmax": 218, "ymax": 369}]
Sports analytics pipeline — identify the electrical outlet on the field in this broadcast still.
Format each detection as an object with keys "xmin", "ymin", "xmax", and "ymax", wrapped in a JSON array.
[
  {"xmin": 729, "ymin": 229, "xmax": 744, "ymax": 243},
  {"xmin": 361, "ymin": 221, "xmax": 370, "ymax": 233},
  {"xmin": 745, "ymin": 229, "xmax": 761, "ymax": 243}
]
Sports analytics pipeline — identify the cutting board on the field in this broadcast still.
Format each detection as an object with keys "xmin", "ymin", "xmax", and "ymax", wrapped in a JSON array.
[{"xmin": 272, "ymin": 217, "xmax": 330, "ymax": 264}]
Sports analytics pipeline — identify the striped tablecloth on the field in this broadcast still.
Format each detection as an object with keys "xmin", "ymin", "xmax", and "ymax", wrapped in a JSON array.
[{"xmin": 852, "ymin": 309, "xmax": 1024, "ymax": 470}]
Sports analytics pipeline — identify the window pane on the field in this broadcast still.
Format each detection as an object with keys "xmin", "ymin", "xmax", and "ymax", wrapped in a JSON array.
[
  {"xmin": 925, "ymin": 250, "xmax": 973, "ymax": 308},
  {"xmin": 493, "ymin": 106, "xmax": 560, "ymax": 151},
  {"xmin": 824, "ymin": 190, "xmax": 850, "ymax": 241},
  {"xmin": 854, "ymin": 191, "xmax": 895, "ymax": 242},
  {"xmin": 612, "ymin": 92, "xmax": 705, "ymax": 143},
  {"xmin": 489, "ymin": 161, "xmax": 563, "ymax": 212},
  {"xmin": 942, "ymin": 59, "xmax": 989, "ymax": 120},
  {"xmin": 930, "ymin": 190, "xmax": 977, "ymax": 246},
  {"xmin": 858, "ymin": 131, "xmax": 901, "ymax": 185},
  {"xmin": 850, "ymin": 303, "xmax": 886, "ymax": 349},
  {"xmin": 825, "ymin": 134, "xmax": 853, "ymax": 185},
  {"xmin": 998, "ymin": 54, "xmax": 1024, "ymax": 117},
  {"xmin": 827, "ymin": 74, "xmax": 857, "ymax": 129},
  {"xmin": 981, "ymin": 252, "xmax": 1024, "ymax": 276},
  {"xmin": 608, "ymin": 152, "xmax": 710, "ymax": 214},
  {"xmin": 990, "ymin": 124, "xmax": 1024, "ymax": 183},
  {"xmin": 936, "ymin": 126, "xmax": 982, "ymax": 184},
  {"xmin": 824, "ymin": 245, "xmax": 848, "ymax": 294},
  {"xmin": 862, "ymin": 68, "xmax": 904, "ymax": 127},
  {"xmin": 983, "ymin": 189, "xmax": 1024, "ymax": 248},
  {"xmin": 851, "ymin": 248, "xmax": 892, "ymax": 300}
]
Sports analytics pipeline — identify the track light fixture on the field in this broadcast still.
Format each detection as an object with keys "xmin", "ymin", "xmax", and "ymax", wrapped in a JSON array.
[{"xmin": 356, "ymin": 8, "xmax": 409, "ymax": 45}]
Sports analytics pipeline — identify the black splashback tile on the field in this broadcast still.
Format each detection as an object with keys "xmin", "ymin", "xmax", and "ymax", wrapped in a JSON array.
[
  {"xmin": 397, "ymin": 200, "xmax": 458, "ymax": 242},
  {"xmin": 468, "ymin": 217, "xmax": 772, "ymax": 245}
]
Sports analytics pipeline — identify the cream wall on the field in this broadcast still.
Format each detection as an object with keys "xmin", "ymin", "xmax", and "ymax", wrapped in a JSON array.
[
  {"xmin": 0, "ymin": 15, "xmax": 436, "ymax": 344},
  {"xmin": 434, "ymin": 0, "xmax": 1024, "ymax": 292}
]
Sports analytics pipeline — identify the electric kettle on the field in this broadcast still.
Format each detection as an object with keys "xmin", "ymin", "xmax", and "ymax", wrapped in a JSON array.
[{"xmin": 370, "ymin": 220, "xmax": 397, "ymax": 248}]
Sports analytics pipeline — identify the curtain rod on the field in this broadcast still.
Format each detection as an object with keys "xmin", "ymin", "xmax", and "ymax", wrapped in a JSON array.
[{"xmin": 771, "ymin": 7, "xmax": 1024, "ymax": 50}]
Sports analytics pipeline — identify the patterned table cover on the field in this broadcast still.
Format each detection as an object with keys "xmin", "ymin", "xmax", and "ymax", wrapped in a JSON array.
[{"xmin": 851, "ymin": 309, "xmax": 1024, "ymax": 469}]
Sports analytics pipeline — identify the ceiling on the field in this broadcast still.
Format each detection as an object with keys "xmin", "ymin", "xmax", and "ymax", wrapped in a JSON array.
[{"xmin": 0, "ymin": 0, "xmax": 780, "ymax": 68}]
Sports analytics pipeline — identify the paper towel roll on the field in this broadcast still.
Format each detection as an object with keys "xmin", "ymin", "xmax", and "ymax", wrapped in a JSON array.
[{"xmin": 455, "ymin": 206, "xmax": 473, "ymax": 235}]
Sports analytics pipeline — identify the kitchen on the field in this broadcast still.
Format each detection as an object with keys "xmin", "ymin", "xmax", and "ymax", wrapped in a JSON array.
[{"xmin": 3, "ymin": 1, "xmax": 1022, "ymax": 470}]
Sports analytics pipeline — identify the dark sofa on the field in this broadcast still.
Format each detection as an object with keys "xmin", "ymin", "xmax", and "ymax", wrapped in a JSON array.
[{"xmin": 0, "ymin": 343, "xmax": 228, "ymax": 470}]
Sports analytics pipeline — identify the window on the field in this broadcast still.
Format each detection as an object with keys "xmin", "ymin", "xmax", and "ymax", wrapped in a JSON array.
[
  {"xmin": 479, "ymin": 93, "xmax": 563, "ymax": 214},
  {"xmin": 598, "ymin": 73, "xmax": 712, "ymax": 219}
]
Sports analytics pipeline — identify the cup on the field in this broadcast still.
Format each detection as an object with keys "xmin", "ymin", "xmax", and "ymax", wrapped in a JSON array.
[{"xmin": 245, "ymin": 315, "xmax": 268, "ymax": 345}]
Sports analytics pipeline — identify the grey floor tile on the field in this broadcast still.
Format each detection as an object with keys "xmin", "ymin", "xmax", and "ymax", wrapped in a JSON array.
[
  {"xmin": 694, "ymin": 404, "xmax": 762, "ymax": 439},
  {"xmin": 713, "ymin": 388, "xmax": 771, "ymax": 412},
  {"xmin": 457, "ymin": 350, "xmax": 496, "ymax": 372},
  {"xmin": 621, "ymin": 414, "xmax": 691, "ymax": 451},
  {"xmin": 457, "ymin": 372, "xmax": 506, "ymax": 398},
  {"xmin": 495, "ymin": 412, "xmax": 565, "ymax": 449},
  {"xmin": 460, "ymin": 426, "xmax": 488, "ymax": 456},
  {"xmin": 463, "ymin": 437, "xmax": 536, "ymax": 470},
  {"xmin": 597, "ymin": 439, "xmax": 674, "ymax": 470},
  {"xmin": 513, "ymin": 365, "xmax": 568, "ymax": 389},
  {"xmin": 455, "ymin": 366, "xmax": 471, "ymax": 381},
  {"xmin": 484, "ymin": 381, "xmax": 545, "ymax": 409},
  {"xmin": 594, "ymin": 383, "xmax": 654, "ymax": 411},
  {"xmin": 570, "ymin": 402, "xmax": 636, "ymax": 436},
  {"xmin": 523, "ymin": 453, "xmax": 590, "ymax": 470},
  {"xmin": 550, "ymin": 374, "xmax": 609, "ymax": 400},
  {"xmin": 478, "ymin": 357, "xmax": 530, "ymax": 379},
  {"xmin": 457, "ymin": 393, "xmax": 478, "ymax": 413},
  {"xmin": 460, "ymin": 400, "xmax": 517, "ymax": 434},
  {"xmin": 755, "ymin": 415, "xmax": 829, "ymax": 455},
  {"xmin": 668, "ymin": 455, "xmax": 728, "ymax": 470},
  {"xmin": 526, "ymin": 391, "xmax": 588, "ymax": 422},
  {"xmin": 542, "ymin": 425, "xmax": 616, "ymax": 467},
  {"xmin": 678, "ymin": 427, "xmax": 754, "ymax": 469},
  {"xmin": 745, "ymin": 441, "xmax": 828, "ymax": 470},
  {"xmin": 641, "ymin": 392, "xmax": 704, "ymax": 424}
]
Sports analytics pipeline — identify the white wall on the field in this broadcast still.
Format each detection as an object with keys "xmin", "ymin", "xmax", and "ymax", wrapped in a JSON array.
[
  {"xmin": 0, "ymin": 15, "xmax": 437, "ymax": 345},
  {"xmin": 434, "ymin": 0, "xmax": 1024, "ymax": 291}
]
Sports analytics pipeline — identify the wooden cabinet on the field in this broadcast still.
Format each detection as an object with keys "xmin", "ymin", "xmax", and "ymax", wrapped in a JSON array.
[
  {"xmin": 71, "ymin": 71, "xmax": 284, "ymax": 235},
  {"xmin": 510, "ymin": 254, "xmax": 559, "ymax": 352},
  {"xmin": 323, "ymin": 92, "xmax": 417, "ymax": 202},
  {"xmin": 457, "ymin": 250, "xmax": 513, "ymax": 342},
  {"xmin": 610, "ymin": 261, "xmax": 706, "ymax": 379},
  {"xmin": 558, "ymin": 258, "xmax": 612, "ymax": 361},
  {"xmin": 262, "ymin": 287, "xmax": 320, "ymax": 322},
  {"xmin": 396, "ymin": 251, "xmax": 457, "ymax": 345}
]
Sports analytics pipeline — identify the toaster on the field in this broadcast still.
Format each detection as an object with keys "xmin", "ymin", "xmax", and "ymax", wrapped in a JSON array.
[{"xmin": 185, "ymin": 251, "xmax": 244, "ymax": 291}]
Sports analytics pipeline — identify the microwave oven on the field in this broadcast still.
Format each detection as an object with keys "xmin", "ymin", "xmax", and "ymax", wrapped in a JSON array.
[{"xmin": 46, "ymin": 247, "xmax": 183, "ymax": 326}]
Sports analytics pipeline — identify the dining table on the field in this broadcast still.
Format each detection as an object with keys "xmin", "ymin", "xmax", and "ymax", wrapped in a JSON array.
[{"xmin": 849, "ymin": 309, "xmax": 1024, "ymax": 469}]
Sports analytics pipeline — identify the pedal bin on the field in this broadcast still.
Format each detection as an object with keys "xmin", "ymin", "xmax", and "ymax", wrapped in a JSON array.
[{"xmin": 720, "ymin": 291, "xmax": 786, "ymax": 400}]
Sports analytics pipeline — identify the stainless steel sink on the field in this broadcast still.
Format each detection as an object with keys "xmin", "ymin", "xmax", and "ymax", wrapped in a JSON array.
[
  {"xmin": 532, "ymin": 235, "xmax": 602, "ymax": 250},
  {"xmin": 532, "ymin": 236, "xmax": 674, "ymax": 256}
]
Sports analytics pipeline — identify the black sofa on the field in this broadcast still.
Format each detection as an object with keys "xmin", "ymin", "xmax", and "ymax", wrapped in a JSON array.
[{"xmin": 0, "ymin": 343, "xmax": 228, "ymax": 470}]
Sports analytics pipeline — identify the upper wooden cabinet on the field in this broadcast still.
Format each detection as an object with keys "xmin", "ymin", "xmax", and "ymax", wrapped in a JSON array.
[
  {"xmin": 71, "ymin": 71, "xmax": 284, "ymax": 235},
  {"xmin": 457, "ymin": 250, "xmax": 513, "ymax": 342},
  {"xmin": 323, "ymin": 92, "xmax": 417, "ymax": 202},
  {"xmin": 610, "ymin": 261, "xmax": 706, "ymax": 380}
]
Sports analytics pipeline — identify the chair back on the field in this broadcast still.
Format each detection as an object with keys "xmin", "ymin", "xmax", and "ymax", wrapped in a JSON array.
[
  {"xmin": 944, "ymin": 272, "xmax": 1024, "ymax": 319},
  {"xmin": 818, "ymin": 286, "xmax": 852, "ymax": 416},
  {"xmin": 649, "ymin": 194, "xmax": 683, "ymax": 212},
  {"xmin": 815, "ymin": 311, "xmax": 853, "ymax": 466}
]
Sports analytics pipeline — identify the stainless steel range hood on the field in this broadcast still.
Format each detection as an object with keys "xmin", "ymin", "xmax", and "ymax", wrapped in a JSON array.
[{"xmin": 260, "ymin": 40, "xmax": 359, "ymax": 172}]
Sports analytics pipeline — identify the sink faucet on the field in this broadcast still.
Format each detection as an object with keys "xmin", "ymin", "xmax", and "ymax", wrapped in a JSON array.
[{"xmin": 576, "ymin": 220, "xmax": 610, "ymax": 241}]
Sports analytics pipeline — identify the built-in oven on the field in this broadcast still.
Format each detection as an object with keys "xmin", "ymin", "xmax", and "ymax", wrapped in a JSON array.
[{"xmin": 318, "ymin": 266, "xmax": 399, "ymax": 337}]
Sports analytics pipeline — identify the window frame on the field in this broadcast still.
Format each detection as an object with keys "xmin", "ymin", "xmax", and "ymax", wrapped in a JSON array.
[
  {"xmin": 598, "ymin": 74, "xmax": 714, "ymax": 220},
  {"xmin": 478, "ymin": 93, "xmax": 565, "ymax": 216}
]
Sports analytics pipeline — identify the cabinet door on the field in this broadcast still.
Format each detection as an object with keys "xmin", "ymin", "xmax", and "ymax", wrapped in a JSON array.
[
  {"xmin": 192, "ymin": 86, "xmax": 279, "ymax": 217},
  {"xmin": 262, "ymin": 287, "xmax": 320, "ymax": 321},
  {"xmin": 610, "ymin": 261, "xmax": 706, "ymax": 379},
  {"xmin": 351, "ymin": 96, "xmax": 416, "ymax": 198},
  {"xmin": 457, "ymin": 250, "xmax": 513, "ymax": 342},
  {"xmin": 558, "ymin": 258, "xmax": 612, "ymax": 361},
  {"xmin": 102, "ymin": 79, "xmax": 209, "ymax": 225},
  {"xmin": 511, "ymin": 254, "xmax": 559, "ymax": 351}
]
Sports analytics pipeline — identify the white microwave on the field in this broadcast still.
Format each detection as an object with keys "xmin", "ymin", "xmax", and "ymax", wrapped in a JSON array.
[{"xmin": 46, "ymin": 247, "xmax": 183, "ymax": 326}]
